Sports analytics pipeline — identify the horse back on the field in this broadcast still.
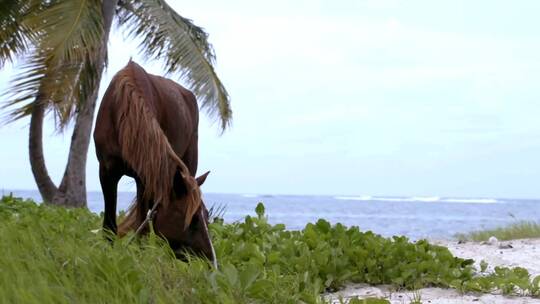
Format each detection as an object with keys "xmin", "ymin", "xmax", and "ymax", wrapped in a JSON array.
[
  {"xmin": 151, "ymin": 75, "xmax": 199, "ymax": 157},
  {"xmin": 94, "ymin": 62, "xmax": 199, "ymax": 176}
]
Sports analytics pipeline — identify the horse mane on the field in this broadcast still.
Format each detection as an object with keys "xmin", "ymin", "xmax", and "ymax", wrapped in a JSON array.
[{"xmin": 113, "ymin": 61, "xmax": 201, "ymax": 235}]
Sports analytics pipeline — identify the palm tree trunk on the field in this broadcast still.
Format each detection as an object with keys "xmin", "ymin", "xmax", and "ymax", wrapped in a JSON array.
[
  {"xmin": 28, "ymin": 98, "xmax": 58, "ymax": 203},
  {"xmin": 32, "ymin": 0, "xmax": 119, "ymax": 207},
  {"xmin": 51, "ymin": 93, "xmax": 96, "ymax": 207}
]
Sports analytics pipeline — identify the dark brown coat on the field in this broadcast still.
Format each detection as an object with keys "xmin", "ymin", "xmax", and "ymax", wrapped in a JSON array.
[{"xmin": 94, "ymin": 61, "xmax": 215, "ymax": 264}]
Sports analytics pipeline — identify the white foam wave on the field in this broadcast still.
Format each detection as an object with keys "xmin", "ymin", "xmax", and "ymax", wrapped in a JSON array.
[
  {"xmin": 242, "ymin": 194, "xmax": 258, "ymax": 198},
  {"xmin": 332, "ymin": 196, "xmax": 500, "ymax": 204},
  {"xmin": 371, "ymin": 197, "xmax": 411, "ymax": 202},
  {"xmin": 410, "ymin": 196, "xmax": 440, "ymax": 202},
  {"xmin": 441, "ymin": 198, "xmax": 499, "ymax": 204}
]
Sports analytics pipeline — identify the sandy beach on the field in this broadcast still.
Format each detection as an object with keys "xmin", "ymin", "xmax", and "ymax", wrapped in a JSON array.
[{"xmin": 327, "ymin": 238, "xmax": 540, "ymax": 304}]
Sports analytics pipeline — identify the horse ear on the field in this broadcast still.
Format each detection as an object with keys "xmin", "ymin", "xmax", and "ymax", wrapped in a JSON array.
[
  {"xmin": 173, "ymin": 168, "xmax": 188, "ymax": 195},
  {"xmin": 196, "ymin": 171, "xmax": 210, "ymax": 186}
]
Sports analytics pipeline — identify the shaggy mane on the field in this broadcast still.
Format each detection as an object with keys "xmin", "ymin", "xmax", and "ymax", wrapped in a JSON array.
[{"xmin": 112, "ymin": 61, "xmax": 201, "ymax": 235}]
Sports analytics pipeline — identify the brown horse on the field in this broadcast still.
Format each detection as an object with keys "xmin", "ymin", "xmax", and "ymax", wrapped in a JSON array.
[{"xmin": 93, "ymin": 61, "xmax": 216, "ymax": 266}]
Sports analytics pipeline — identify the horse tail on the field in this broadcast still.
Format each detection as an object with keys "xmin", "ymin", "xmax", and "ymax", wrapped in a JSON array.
[{"xmin": 113, "ymin": 61, "xmax": 177, "ymax": 225}]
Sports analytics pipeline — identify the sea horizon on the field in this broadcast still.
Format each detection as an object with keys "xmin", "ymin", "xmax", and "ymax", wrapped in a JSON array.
[
  {"xmin": 4, "ymin": 188, "xmax": 540, "ymax": 241},
  {"xmin": 4, "ymin": 187, "xmax": 540, "ymax": 202}
]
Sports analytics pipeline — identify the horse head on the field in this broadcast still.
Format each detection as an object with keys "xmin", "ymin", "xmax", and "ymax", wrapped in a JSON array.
[{"xmin": 154, "ymin": 169, "xmax": 217, "ymax": 268}]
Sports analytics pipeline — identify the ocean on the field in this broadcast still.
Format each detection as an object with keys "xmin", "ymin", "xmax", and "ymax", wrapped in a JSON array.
[{"xmin": 4, "ymin": 189, "xmax": 540, "ymax": 240}]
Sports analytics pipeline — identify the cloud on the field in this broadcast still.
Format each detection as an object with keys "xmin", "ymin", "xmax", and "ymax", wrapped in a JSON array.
[{"xmin": 3, "ymin": 0, "xmax": 540, "ymax": 197}]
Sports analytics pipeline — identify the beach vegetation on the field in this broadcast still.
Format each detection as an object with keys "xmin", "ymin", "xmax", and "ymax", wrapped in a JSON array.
[
  {"xmin": 456, "ymin": 221, "xmax": 540, "ymax": 242},
  {"xmin": 1, "ymin": 195, "xmax": 539, "ymax": 303},
  {"xmin": 408, "ymin": 289, "xmax": 422, "ymax": 304}
]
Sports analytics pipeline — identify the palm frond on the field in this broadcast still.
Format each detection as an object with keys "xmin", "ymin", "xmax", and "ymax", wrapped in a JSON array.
[
  {"xmin": 22, "ymin": 0, "xmax": 103, "ymax": 65},
  {"xmin": 0, "ymin": 0, "xmax": 41, "ymax": 68},
  {"xmin": 117, "ymin": 0, "xmax": 232, "ymax": 131},
  {"xmin": 2, "ymin": 0, "xmax": 104, "ymax": 128}
]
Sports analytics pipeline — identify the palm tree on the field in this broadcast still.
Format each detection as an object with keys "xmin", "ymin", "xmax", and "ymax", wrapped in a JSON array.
[{"xmin": 0, "ymin": 0, "xmax": 232, "ymax": 207}]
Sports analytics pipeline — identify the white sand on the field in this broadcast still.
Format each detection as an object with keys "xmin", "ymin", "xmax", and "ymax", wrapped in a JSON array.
[{"xmin": 327, "ymin": 238, "xmax": 540, "ymax": 304}]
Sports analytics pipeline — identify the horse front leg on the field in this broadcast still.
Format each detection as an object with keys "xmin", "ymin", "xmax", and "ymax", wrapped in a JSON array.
[
  {"xmin": 134, "ymin": 177, "xmax": 152, "ymax": 235},
  {"xmin": 99, "ymin": 163, "xmax": 122, "ymax": 237}
]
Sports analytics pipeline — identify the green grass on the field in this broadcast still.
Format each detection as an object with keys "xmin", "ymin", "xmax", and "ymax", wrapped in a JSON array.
[
  {"xmin": 456, "ymin": 221, "xmax": 540, "ymax": 242},
  {"xmin": 1, "ymin": 195, "xmax": 540, "ymax": 303}
]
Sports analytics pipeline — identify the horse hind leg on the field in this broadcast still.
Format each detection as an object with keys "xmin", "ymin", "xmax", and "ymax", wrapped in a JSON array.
[{"xmin": 99, "ymin": 163, "xmax": 122, "ymax": 238}]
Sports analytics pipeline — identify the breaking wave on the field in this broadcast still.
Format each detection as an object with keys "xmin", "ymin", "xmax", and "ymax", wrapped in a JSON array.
[
  {"xmin": 440, "ymin": 198, "xmax": 499, "ymax": 204},
  {"xmin": 334, "ymin": 196, "xmax": 500, "ymax": 204}
]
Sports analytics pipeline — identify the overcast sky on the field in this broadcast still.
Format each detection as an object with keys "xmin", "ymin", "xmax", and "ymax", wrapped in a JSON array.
[{"xmin": 1, "ymin": 0, "xmax": 540, "ymax": 198}]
